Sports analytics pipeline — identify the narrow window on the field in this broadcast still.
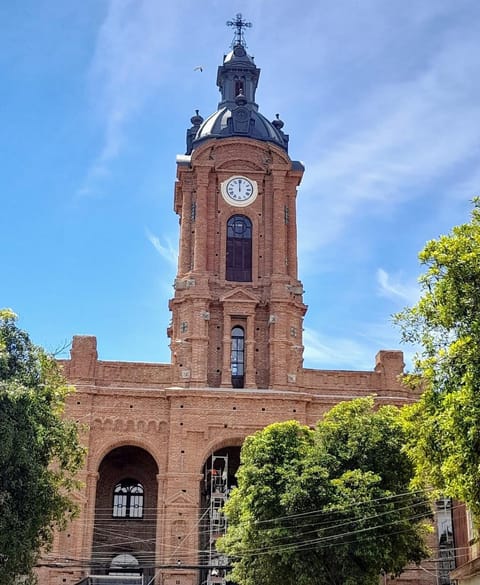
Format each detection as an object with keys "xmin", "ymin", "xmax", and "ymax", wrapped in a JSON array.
[
  {"xmin": 231, "ymin": 326, "xmax": 245, "ymax": 388},
  {"xmin": 235, "ymin": 79, "xmax": 244, "ymax": 96},
  {"xmin": 113, "ymin": 479, "xmax": 144, "ymax": 518},
  {"xmin": 226, "ymin": 215, "xmax": 252, "ymax": 281}
]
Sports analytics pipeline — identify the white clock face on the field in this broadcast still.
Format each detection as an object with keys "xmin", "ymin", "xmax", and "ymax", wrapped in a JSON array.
[{"xmin": 221, "ymin": 176, "xmax": 258, "ymax": 207}]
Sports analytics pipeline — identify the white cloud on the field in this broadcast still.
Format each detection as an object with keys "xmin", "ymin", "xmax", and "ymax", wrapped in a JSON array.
[
  {"xmin": 297, "ymin": 32, "xmax": 480, "ymax": 253},
  {"xmin": 451, "ymin": 169, "xmax": 480, "ymax": 203},
  {"xmin": 303, "ymin": 310, "xmax": 422, "ymax": 371},
  {"xmin": 78, "ymin": 0, "xmax": 182, "ymax": 196},
  {"xmin": 146, "ymin": 229, "xmax": 178, "ymax": 267},
  {"xmin": 303, "ymin": 327, "xmax": 378, "ymax": 371},
  {"xmin": 376, "ymin": 268, "xmax": 419, "ymax": 304}
]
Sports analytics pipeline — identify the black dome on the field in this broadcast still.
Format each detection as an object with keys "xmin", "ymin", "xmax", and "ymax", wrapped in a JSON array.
[
  {"xmin": 185, "ymin": 25, "xmax": 289, "ymax": 154},
  {"xmin": 192, "ymin": 106, "xmax": 287, "ymax": 150}
]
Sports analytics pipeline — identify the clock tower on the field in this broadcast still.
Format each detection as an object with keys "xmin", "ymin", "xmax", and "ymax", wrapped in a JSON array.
[
  {"xmin": 168, "ymin": 14, "xmax": 307, "ymax": 390},
  {"xmin": 39, "ymin": 16, "xmax": 421, "ymax": 585}
]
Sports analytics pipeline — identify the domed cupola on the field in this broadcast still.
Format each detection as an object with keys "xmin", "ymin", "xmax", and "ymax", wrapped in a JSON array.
[{"xmin": 186, "ymin": 14, "xmax": 289, "ymax": 154}]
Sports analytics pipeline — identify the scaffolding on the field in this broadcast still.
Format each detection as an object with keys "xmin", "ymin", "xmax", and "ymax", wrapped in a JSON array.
[
  {"xmin": 204, "ymin": 454, "xmax": 230, "ymax": 585},
  {"xmin": 436, "ymin": 498, "xmax": 455, "ymax": 585}
]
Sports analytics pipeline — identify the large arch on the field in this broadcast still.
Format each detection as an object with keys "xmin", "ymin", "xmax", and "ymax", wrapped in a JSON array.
[
  {"xmin": 88, "ymin": 436, "xmax": 163, "ymax": 474},
  {"xmin": 199, "ymin": 442, "xmax": 243, "ymax": 585},
  {"xmin": 91, "ymin": 445, "xmax": 159, "ymax": 583},
  {"xmin": 197, "ymin": 435, "xmax": 245, "ymax": 476}
]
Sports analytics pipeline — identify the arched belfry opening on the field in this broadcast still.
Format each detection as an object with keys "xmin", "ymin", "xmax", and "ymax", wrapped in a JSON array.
[
  {"xmin": 200, "ymin": 446, "xmax": 242, "ymax": 585},
  {"xmin": 91, "ymin": 446, "xmax": 159, "ymax": 583}
]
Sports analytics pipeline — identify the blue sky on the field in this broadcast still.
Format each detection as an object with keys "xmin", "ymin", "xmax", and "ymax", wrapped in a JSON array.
[{"xmin": 1, "ymin": 0, "xmax": 479, "ymax": 371}]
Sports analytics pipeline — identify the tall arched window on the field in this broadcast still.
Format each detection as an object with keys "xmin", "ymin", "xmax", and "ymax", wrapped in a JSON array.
[
  {"xmin": 226, "ymin": 215, "xmax": 252, "ymax": 282},
  {"xmin": 113, "ymin": 479, "xmax": 144, "ymax": 518},
  {"xmin": 231, "ymin": 326, "xmax": 245, "ymax": 388}
]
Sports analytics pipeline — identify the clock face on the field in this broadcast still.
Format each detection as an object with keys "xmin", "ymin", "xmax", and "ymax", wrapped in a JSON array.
[{"xmin": 221, "ymin": 176, "xmax": 258, "ymax": 207}]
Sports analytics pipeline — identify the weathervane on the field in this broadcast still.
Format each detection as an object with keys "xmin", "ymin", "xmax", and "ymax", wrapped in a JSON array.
[{"xmin": 226, "ymin": 13, "xmax": 252, "ymax": 48}]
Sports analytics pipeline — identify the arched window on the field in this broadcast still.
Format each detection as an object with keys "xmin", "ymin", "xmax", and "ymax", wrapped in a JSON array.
[
  {"xmin": 231, "ymin": 326, "xmax": 245, "ymax": 388},
  {"xmin": 109, "ymin": 553, "xmax": 141, "ymax": 576},
  {"xmin": 108, "ymin": 553, "xmax": 143, "ymax": 584},
  {"xmin": 113, "ymin": 479, "xmax": 144, "ymax": 518},
  {"xmin": 226, "ymin": 215, "xmax": 252, "ymax": 282},
  {"xmin": 234, "ymin": 78, "xmax": 244, "ymax": 97}
]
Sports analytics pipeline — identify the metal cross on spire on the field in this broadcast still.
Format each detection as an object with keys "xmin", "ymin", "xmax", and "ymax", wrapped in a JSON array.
[{"xmin": 226, "ymin": 13, "xmax": 252, "ymax": 48}]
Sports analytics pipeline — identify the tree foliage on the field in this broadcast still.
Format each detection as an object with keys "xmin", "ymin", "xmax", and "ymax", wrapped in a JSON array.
[
  {"xmin": 218, "ymin": 398, "xmax": 431, "ymax": 585},
  {"xmin": 0, "ymin": 309, "xmax": 85, "ymax": 584},
  {"xmin": 395, "ymin": 199, "xmax": 480, "ymax": 523}
]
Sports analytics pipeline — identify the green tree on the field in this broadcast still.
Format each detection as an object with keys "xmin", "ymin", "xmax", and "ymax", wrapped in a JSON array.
[
  {"xmin": 219, "ymin": 398, "xmax": 430, "ymax": 585},
  {"xmin": 395, "ymin": 199, "xmax": 480, "ymax": 523},
  {"xmin": 0, "ymin": 309, "xmax": 85, "ymax": 584}
]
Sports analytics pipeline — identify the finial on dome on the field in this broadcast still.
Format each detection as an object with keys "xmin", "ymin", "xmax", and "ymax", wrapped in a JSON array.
[
  {"xmin": 272, "ymin": 113, "xmax": 284, "ymax": 130},
  {"xmin": 190, "ymin": 109, "xmax": 204, "ymax": 127},
  {"xmin": 185, "ymin": 110, "xmax": 204, "ymax": 154},
  {"xmin": 226, "ymin": 13, "xmax": 252, "ymax": 48}
]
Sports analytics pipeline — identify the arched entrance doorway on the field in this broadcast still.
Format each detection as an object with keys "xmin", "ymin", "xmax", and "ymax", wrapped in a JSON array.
[
  {"xmin": 199, "ymin": 446, "xmax": 241, "ymax": 585},
  {"xmin": 91, "ymin": 446, "xmax": 159, "ymax": 583}
]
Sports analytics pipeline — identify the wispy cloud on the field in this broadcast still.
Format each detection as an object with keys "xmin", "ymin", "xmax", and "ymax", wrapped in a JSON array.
[
  {"xmin": 303, "ymin": 327, "xmax": 379, "ymax": 371},
  {"xmin": 146, "ymin": 228, "xmax": 178, "ymax": 266},
  {"xmin": 452, "ymin": 168, "xmax": 480, "ymax": 203},
  {"xmin": 303, "ymin": 311, "xmax": 421, "ymax": 371},
  {"xmin": 298, "ymin": 31, "xmax": 480, "ymax": 253},
  {"xmin": 78, "ymin": 0, "xmax": 181, "ymax": 197},
  {"xmin": 376, "ymin": 268, "xmax": 419, "ymax": 304}
]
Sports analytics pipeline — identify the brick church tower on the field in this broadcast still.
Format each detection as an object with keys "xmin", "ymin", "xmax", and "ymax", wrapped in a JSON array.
[
  {"xmin": 36, "ymin": 15, "xmax": 446, "ymax": 585},
  {"xmin": 168, "ymin": 14, "xmax": 306, "ymax": 391}
]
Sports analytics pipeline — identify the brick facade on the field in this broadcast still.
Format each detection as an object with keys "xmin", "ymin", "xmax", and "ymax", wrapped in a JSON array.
[
  {"xmin": 37, "ymin": 337, "xmax": 419, "ymax": 585},
  {"xmin": 36, "ymin": 30, "xmax": 442, "ymax": 585}
]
